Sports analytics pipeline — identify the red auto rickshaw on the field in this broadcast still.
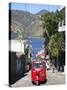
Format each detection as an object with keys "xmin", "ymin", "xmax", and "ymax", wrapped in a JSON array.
[{"xmin": 31, "ymin": 60, "xmax": 47, "ymax": 85}]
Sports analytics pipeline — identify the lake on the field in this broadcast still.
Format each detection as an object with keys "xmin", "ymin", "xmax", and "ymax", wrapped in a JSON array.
[{"xmin": 28, "ymin": 37, "xmax": 46, "ymax": 57}]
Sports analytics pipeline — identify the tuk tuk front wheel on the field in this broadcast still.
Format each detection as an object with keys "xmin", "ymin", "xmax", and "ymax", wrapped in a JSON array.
[
  {"xmin": 36, "ymin": 81, "xmax": 40, "ymax": 85},
  {"xmin": 32, "ymin": 81, "xmax": 34, "ymax": 84}
]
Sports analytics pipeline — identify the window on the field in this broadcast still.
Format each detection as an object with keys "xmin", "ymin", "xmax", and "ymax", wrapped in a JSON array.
[{"xmin": 33, "ymin": 62, "xmax": 45, "ymax": 68}]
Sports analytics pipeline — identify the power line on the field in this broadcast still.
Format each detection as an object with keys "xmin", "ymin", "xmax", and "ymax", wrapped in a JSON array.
[{"xmin": 25, "ymin": 3, "xmax": 28, "ymax": 17}]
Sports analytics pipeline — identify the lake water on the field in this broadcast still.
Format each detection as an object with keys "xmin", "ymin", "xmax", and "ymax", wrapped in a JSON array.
[{"xmin": 28, "ymin": 37, "xmax": 45, "ymax": 57}]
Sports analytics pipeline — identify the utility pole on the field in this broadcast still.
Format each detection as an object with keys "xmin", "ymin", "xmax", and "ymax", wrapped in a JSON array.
[{"xmin": 57, "ymin": 53, "xmax": 58, "ymax": 71}]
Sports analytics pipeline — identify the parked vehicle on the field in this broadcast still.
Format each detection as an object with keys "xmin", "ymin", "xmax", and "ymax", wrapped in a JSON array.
[{"xmin": 31, "ymin": 60, "xmax": 46, "ymax": 85}]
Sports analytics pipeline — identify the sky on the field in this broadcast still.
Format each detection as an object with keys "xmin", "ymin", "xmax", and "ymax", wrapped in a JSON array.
[{"xmin": 9, "ymin": 2, "xmax": 64, "ymax": 14}]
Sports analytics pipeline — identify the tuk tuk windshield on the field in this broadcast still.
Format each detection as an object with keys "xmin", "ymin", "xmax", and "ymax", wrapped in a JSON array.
[{"xmin": 33, "ymin": 62, "xmax": 44, "ymax": 68}]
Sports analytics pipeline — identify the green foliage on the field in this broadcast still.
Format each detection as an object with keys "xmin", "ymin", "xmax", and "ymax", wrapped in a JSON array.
[
  {"xmin": 41, "ymin": 12, "xmax": 58, "ymax": 37},
  {"xmin": 41, "ymin": 7, "xmax": 65, "ymax": 62},
  {"xmin": 41, "ymin": 7, "xmax": 65, "ymax": 37},
  {"xmin": 17, "ymin": 28, "xmax": 24, "ymax": 40},
  {"xmin": 48, "ymin": 32, "xmax": 64, "ymax": 57}
]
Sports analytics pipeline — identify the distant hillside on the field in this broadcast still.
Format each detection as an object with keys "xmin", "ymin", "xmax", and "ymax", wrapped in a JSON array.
[
  {"xmin": 9, "ymin": 10, "xmax": 46, "ymax": 39},
  {"xmin": 36, "ymin": 9, "xmax": 48, "ymax": 16}
]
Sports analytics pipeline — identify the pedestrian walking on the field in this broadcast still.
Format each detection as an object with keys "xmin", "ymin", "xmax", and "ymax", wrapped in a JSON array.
[{"xmin": 52, "ymin": 64, "xmax": 55, "ymax": 73}]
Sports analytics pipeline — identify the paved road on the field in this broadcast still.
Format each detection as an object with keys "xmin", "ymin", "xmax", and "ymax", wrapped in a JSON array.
[
  {"xmin": 45, "ymin": 70, "xmax": 65, "ymax": 85},
  {"xmin": 11, "ymin": 70, "xmax": 65, "ymax": 87}
]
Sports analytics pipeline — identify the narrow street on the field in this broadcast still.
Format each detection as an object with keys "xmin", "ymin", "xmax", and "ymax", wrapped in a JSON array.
[{"xmin": 11, "ymin": 70, "xmax": 65, "ymax": 87}]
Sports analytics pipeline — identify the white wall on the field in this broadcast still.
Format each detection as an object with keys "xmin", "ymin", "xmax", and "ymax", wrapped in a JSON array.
[{"xmin": 9, "ymin": 40, "xmax": 24, "ymax": 53}]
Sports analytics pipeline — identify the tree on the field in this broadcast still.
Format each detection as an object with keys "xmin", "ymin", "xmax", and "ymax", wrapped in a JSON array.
[
  {"xmin": 41, "ymin": 7, "xmax": 65, "ymax": 38},
  {"xmin": 41, "ymin": 12, "xmax": 58, "ymax": 37},
  {"xmin": 48, "ymin": 32, "xmax": 65, "ymax": 70},
  {"xmin": 41, "ymin": 7, "xmax": 65, "ymax": 71},
  {"xmin": 48, "ymin": 33, "xmax": 63, "ymax": 56},
  {"xmin": 17, "ymin": 28, "xmax": 24, "ymax": 40}
]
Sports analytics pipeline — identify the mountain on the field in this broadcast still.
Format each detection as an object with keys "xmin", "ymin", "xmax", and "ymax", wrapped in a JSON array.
[
  {"xmin": 9, "ymin": 10, "xmax": 45, "ymax": 39},
  {"xmin": 36, "ymin": 9, "xmax": 48, "ymax": 16}
]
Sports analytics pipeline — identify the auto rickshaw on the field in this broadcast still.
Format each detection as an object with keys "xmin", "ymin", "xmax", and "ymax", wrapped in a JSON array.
[{"xmin": 31, "ymin": 60, "xmax": 47, "ymax": 85}]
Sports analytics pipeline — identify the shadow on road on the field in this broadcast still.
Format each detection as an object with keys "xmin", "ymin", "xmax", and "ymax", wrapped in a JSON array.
[
  {"xmin": 16, "ymin": 73, "xmax": 28, "ymax": 82},
  {"xmin": 40, "ymin": 79, "xmax": 47, "ymax": 85},
  {"xmin": 32, "ymin": 79, "xmax": 47, "ymax": 86}
]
